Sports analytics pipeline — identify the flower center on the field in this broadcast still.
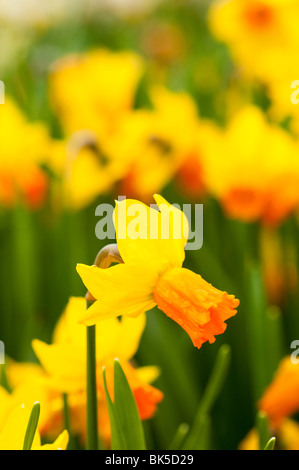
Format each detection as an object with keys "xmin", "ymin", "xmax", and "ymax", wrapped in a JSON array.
[{"xmin": 245, "ymin": 3, "xmax": 274, "ymax": 29}]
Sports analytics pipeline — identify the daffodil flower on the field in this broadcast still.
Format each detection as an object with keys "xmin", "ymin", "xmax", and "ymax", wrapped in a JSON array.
[
  {"xmin": 201, "ymin": 106, "xmax": 299, "ymax": 225},
  {"xmin": 77, "ymin": 195, "xmax": 239, "ymax": 349},
  {"xmin": 258, "ymin": 355, "xmax": 299, "ymax": 428},
  {"xmin": 0, "ymin": 403, "xmax": 68, "ymax": 450},
  {"xmin": 239, "ymin": 418, "xmax": 299, "ymax": 450},
  {"xmin": 0, "ymin": 97, "xmax": 50, "ymax": 209},
  {"xmin": 32, "ymin": 297, "xmax": 163, "ymax": 445}
]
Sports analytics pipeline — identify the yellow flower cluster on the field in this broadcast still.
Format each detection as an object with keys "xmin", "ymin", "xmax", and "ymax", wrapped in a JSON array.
[
  {"xmin": 2, "ymin": 47, "xmax": 299, "ymax": 228},
  {"xmin": 0, "ymin": 98, "xmax": 50, "ymax": 208},
  {"xmin": 208, "ymin": 0, "xmax": 299, "ymax": 130},
  {"xmin": 1, "ymin": 297, "xmax": 163, "ymax": 447},
  {"xmin": 201, "ymin": 105, "xmax": 299, "ymax": 226},
  {"xmin": 0, "ymin": 385, "xmax": 68, "ymax": 450}
]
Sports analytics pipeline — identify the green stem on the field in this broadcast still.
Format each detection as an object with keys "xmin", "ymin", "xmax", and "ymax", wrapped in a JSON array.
[
  {"xmin": 256, "ymin": 411, "xmax": 270, "ymax": 450},
  {"xmin": 168, "ymin": 424, "xmax": 190, "ymax": 450},
  {"xmin": 86, "ymin": 324, "xmax": 98, "ymax": 450},
  {"xmin": 246, "ymin": 263, "xmax": 268, "ymax": 402},
  {"xmin": 182, "ymin": 345, "xmax": 231, "ymax": 449},
  {"xmin": 82, "ymin": 246, "xmax": 123, "ymax": 450},
  {"xmin": 196, "ymin": 345, "xmax": 231, "ymax": 417},
  {"xmin": 23, "ymin": 402, "xmax": 40, "ymax": 450}
]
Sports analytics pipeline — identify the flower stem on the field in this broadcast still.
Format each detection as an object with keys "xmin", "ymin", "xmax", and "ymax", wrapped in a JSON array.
[
  {"xmin": 86, "ymin": 323, "xmax": 98, "ymax": 450},
  {"xmin": 182, "ymin": 344, "xmax": 231, "ymax": 449},
  {"xmin": 82, "ymin": 245, "xmax": 123, "ymax": 450},
  {"xmin": 256, "ymin": 410, "xmax": 270, "ymax": 450}
]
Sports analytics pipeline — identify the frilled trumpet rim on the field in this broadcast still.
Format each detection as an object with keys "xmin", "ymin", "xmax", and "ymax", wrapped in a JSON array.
[{"xmin": 154, "ymin": 267, "xmax": 239, "ymax": 349}]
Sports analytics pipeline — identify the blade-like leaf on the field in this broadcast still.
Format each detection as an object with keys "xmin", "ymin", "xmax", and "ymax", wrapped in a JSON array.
[
  {"xmin": 103, "ymin": 360, "xmax": 146, "ymax": 450},
  {"xmin": 168, "ymin": 423, "xmax": 190, "ymax": 450},
  {"xmin": 102, "ymin": 367, "xmax": 126, "ymax": 450},
  {"xmin": 264, "ymin": 437, "xmax": 276, "ymax": 450},
  {"xmin": 182, "ymin": 344, "xmax": 231, "ymax": 450},
  {"xmin": 23, "ymin": 402, "xmax": 40, "ymax": 450},
  {"xmin": 113, "ymin": 359, "xmax": 146, "ymax": 450}
]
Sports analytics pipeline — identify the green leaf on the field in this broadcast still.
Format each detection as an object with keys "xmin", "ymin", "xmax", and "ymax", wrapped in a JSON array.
[
  {"xmin": 168, "ymin": 423, "xmax": 190, "ymax": 450},
  {"xmin": 182, "ymin": 344, "xmax": 231, "ymax": 450},
  {"xmin": 246, "ymin": 263, "xmax": 269, "ymax": 401},
  {"xmin": 103, "ymin": 360, "xmax": 146, "ymax": 450},
  {"xmin": 183, "ymin": 414, "xmax": 211, "ymax": 450},
  {"xmin": 264, "ymin": 437, "xmax": 276, "ymax": 450},
  {"xmin": 23, "ymin": 402, "xmax": 40, "ymax": 450},
  {"xmin": 103, "ymin": 367, "xmax": 126, "ymax": 450}
]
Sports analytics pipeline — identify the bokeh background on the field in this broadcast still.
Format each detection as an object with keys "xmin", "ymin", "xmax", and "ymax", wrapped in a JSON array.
[{"xmin": 1, "ymin": 0, "xmax": 299, "ymax": 450}]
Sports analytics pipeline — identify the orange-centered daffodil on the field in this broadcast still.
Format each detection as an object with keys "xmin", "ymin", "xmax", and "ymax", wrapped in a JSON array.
[
  {"xmin": 32, "ymin": 297, "xmax": 163, "ymax": 445},
  {"xmin": 76, "ymin": 195, "xmax": 239, "ymax": 348}
]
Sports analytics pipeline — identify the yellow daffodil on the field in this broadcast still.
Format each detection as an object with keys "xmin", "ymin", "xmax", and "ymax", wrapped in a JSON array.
[
  {"xmin": 239, "ymin": 354, "xmax": 299, "ymax": 450},
  {"xmin": 49, "ymin": 49, "xmax": 144, "ymax": 138},
  {"xmin": 239, "ymin": 418, "xmax": 299, "ymax": 450},
  {"xmin": 202, "ymin": 105, "xmax": 299, "ymax": 225},
  {"xmin": 46, "ymin": 48, "xmax": 145, "ymax": 211},
  {"xmin": 113, "ymin": 86, "xmax": 200, "ymax": 201},
  {"xmin": 46, "ymin": 130, "xmax": 134, "ymax": 211},
  {"xmin": 208, "ymin": 0, "xmax": 298, "ymax": 83},
  {"xmin": 175, "ymin": 120, "xmax": 221, "ymax": 199},
  {"xmin": 3, "ymin": 359, "xmax": 64, "ymax": 440},
  {"xmin": 0, "ymin": 403, "xmax": 68, "ymax": 450},
  {"xmin": 208, "ymin": 0, "xmax": 299, "ymax": 130},
  {"xmin": 32, "ymin": 297, "xmax": 163, "ymax": 446},
  {"xmin": 76, "ymin": 195, "xmax": 239, "ymax": 348},
  {"xmin": 0, "ymin": 97, "xmax": 50, "ymax": 208}
]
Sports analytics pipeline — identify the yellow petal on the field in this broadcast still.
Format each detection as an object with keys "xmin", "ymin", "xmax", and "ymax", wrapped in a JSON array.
[
  {"xmin": 76, "ymin": 263, "xmax": 157, "ymax": 325},
  {"xmin": 109, "ymin": 313, "xmax": 147, "ymax": 360},
  {"xmin": 0, "ymin": 405, "xmax": 41, "ymax": 450},
  {"xmin": 0, "ymin": 386, "xmax": 13, "ymax": 430},
  {"xmin": 153, "ymin": 194, "xmax": 188, "ymax": 266},
  {"xmin": 38, "ymin": 430, "xmax": 69, "ymax": 450},
  {"xmin": 77, "ymin": 291, "xmax": 155, "ymax": 327},
  {"xmin": 32, "ymin": 340, "xmax": 86, "ymax": 393},
  {"xmin": 53, "ymin": 297, "xmax": 86, "ymax": 348},
  {"xmin": 136, "ymin": 365, "xmax": 161, "ymax": 384},
  {"xmin": 113, "ymin": 196, "xmax": 187, "ymax": 273}
]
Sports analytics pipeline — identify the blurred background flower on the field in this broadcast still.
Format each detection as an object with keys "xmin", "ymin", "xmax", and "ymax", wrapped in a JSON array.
[{"xmin": 1, "ymin": 0, "xmax": 299, "ymax": 450}]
